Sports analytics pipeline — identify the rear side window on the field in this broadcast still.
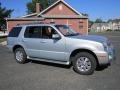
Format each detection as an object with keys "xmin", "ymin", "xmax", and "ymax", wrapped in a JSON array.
[
  {"xmin": 8, "ymin": 27, "xmax": 22, "ymax": 37},
  {"xmin": 24, "ymin": 26, "xmax": 41, "ymax": 38}
]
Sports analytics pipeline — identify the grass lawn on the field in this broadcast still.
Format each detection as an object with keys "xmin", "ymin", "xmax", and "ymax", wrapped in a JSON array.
[{"xmin": 0, "ymin": 37, "xmax": 7, "ymax": 43}]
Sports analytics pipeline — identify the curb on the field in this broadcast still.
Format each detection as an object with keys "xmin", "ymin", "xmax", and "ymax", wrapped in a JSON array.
[{"xmin": 0, "ymin": 41, "xmax": 7, "ymax": 46}]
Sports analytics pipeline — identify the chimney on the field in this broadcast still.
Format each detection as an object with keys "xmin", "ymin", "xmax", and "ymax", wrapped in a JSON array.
[{"xmin": 36, "ymin": 3, "xmax": 40, "ymax": 13}]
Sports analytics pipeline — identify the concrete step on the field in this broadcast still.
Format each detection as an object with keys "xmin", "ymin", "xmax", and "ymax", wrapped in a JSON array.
[
  {"xmin": 0, "ymin": 41, "xmax": 7, "ymax": 46},
  {"xmin": 0, "ymin": 32, "xmax": 8, "ymax": 37}
]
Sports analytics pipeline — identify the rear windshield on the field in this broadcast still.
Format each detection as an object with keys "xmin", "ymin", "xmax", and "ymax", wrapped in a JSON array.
[{"xmin": 8, "ymin": 27, "xmax": 22, "ymax": 37}]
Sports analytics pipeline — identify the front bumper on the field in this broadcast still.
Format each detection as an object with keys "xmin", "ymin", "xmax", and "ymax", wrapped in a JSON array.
[{"xmin": 94, "ymin": 46, "xmax": 115, "ymax": 65}]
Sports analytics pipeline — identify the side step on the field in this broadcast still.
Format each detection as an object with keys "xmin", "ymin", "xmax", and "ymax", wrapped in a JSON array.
[{"xmin": 27, "ymin": 57, "xmax": 70, "ymax": 65}]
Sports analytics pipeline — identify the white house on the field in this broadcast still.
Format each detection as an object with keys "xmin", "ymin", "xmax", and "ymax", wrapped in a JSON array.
[
  {"xmin": 91, "ymin": 23, "xmax": 110, "ymax": 32},
  {"xmin": 91, "ymin": 19, "xmax": 120, "ymax": 32}
]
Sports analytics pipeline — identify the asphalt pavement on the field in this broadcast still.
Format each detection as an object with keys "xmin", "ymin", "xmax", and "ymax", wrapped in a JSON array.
[{"xmin": 0, "ymin": 32, "xmax": 120, "ymax": 90}]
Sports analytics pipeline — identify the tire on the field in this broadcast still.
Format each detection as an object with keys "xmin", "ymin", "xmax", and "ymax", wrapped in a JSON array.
[
  {"xmin": 72, "ymin": 52, "xmax": 97, "ymax": 75},
  {"xmin": 14, "ymin": 48, "xmax": 27, "ymax": 64}
]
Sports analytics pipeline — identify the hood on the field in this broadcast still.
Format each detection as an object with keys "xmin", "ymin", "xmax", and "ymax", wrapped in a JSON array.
[{"xmin": 69, "ymin": 35, "xmax": 108, "ymax": 43}]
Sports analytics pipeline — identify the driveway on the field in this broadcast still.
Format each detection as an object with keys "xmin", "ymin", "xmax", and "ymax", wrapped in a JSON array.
[{"xmin": 0, "ymin": 32, "xmax": 120, "ymax": 90}]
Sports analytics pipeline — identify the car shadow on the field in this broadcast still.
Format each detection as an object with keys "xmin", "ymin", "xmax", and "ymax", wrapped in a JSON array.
[
  {"xmin": 96, "ymin": 64, "xmax": 110, "ymax": 71},
  {"xmin": 28, "ymin": 59, "xmax": 72, "ymax": 69},
  {"xmin": 27, "ymin": 59, "xmax": 110, "ymax": 71}
]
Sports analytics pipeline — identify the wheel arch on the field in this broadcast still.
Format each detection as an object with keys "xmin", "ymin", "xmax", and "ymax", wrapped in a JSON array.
[
  {"xmin": 70, "ymin": 49, "xmax": 99, "ymax": 66},
  {"xmin": 13, "ymin": 45, "xmax": 24, "ymax": 52}
]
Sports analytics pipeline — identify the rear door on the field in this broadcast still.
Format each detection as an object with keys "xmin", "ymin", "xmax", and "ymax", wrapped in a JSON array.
[{"xmin": 23, "ymin": 26, "xmax": 42, "ymax": 58}]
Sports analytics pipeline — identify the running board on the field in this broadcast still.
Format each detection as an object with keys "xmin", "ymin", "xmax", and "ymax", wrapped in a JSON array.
[{"xmin": 27, "ymin": 57, "xmax": 70, "ymax": 65}]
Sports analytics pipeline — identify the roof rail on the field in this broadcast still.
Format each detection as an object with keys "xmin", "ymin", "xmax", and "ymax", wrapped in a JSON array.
[{"xmin": 16, "ymin": 22, "xmax": 46, "ymax": 26}]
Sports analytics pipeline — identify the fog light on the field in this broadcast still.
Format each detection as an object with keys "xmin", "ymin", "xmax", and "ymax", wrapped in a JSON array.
[{"xmin": 109, "ymin": 55, "xmax": 112, "ymax": 59}]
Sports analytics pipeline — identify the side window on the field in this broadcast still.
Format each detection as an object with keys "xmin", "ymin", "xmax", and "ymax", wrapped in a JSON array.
[
  {"xmin": 41, "ymin": 26, "xmax": 57, "ymax": 39},
  {"xmin": 24, "ymin": 26, "xmax": 41, "ymax": 38},
  {"xmin": 8, "ymin": 27, "xmax": 22, "ymax": 37}
]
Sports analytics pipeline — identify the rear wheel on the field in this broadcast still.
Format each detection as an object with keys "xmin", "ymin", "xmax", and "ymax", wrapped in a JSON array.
[
  {"xmin": 72, "ymin": 52, "xmax": 97, "ymax": 75},
  {"xmin": 14, "ymin": 48, "xmax": 27, "ymax": 64}
]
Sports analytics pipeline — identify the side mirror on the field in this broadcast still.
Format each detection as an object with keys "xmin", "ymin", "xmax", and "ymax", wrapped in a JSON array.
[{"xmin": 52, "ymin": 34, "xmax": 61, "ymax": 39}]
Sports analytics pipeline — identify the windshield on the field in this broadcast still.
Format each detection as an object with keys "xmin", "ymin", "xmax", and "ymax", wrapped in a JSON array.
[{"xmin": 55, "ymin": 25, "xmax": 80, "ymax": 36}]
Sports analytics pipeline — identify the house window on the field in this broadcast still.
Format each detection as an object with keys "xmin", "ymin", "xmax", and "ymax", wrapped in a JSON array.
[
  {"xmin": 79, "ymin": 19, "xmax": 83, "ymax": 30},
  {"xmin": 50, "ymin": 22, "xmax": 55, "ymax": 24},
  {"xmin": 79, "ymin": 25, "xmax": 83, "ymax": 30},
  {"xmin": 79, "ymin": 21, "xmax": 83, "ymax": 23}
]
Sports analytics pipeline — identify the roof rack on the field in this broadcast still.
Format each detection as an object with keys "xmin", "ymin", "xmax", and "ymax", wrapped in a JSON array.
[{"xmin": 16, "ymin": 22, "xmax": 48, "ymax": 26}]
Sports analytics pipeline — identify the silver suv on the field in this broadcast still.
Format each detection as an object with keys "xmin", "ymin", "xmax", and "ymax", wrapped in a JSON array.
[{"xmin": 7, "ymin": 23, "xmax": 115, "ymax": 75}]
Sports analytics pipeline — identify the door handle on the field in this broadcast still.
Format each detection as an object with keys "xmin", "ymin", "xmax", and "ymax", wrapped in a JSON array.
[
  {"xmin": 40, "ymin": 41, "xmax": 47, "ymax": 43},
  {"xmin": 22, "ymin": 39, "xmax": 27, "ymax": 42}
]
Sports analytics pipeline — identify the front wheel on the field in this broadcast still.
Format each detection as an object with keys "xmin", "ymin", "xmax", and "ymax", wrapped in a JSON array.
[
  {"xmin": 14, "ymin": 48, "xmax": 27, "ymax": 64},
  {"xmin": 72, "ymin": 52, "xmax": 97, "ymax": 75}
]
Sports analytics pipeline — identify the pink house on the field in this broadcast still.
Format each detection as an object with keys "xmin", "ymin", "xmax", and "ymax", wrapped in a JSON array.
[{"xmin": 6, "ymin": 0, "xmax": 88, "ymax": 34}]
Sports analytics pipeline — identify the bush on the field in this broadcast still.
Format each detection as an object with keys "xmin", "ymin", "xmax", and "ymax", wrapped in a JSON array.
[
  {"xmin": 114, "ymin": 29, "xmax": 120, "ymax": 31},
  {"xmin": 106, "ymin": 29, "xmax": 112, "ymax": 32}
]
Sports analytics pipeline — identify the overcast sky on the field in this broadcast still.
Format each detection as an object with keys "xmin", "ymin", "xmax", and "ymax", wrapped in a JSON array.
[{"xmin": 0, "ymin": 0, "xmax": 120, "ymax": 21}]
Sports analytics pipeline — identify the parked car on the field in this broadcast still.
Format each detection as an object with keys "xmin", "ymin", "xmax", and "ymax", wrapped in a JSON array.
[{"xmin": 7, "ymin": 23, "xmax": 115, "ymax": 75}]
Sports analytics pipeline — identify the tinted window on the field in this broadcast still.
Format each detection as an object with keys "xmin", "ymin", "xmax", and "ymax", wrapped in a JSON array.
[
  {"xmin": 24, "ymin": 26, "xmax": 41, "ymax": 38},
  {"xmin": 8, "ymin": 27, "xmax": 22, "ymax": 37}
]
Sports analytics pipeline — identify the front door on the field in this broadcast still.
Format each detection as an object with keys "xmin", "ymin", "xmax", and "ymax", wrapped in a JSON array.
[{"xmin": 39, "ymin": 26, "xmax": 67, "ymax": 61}]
